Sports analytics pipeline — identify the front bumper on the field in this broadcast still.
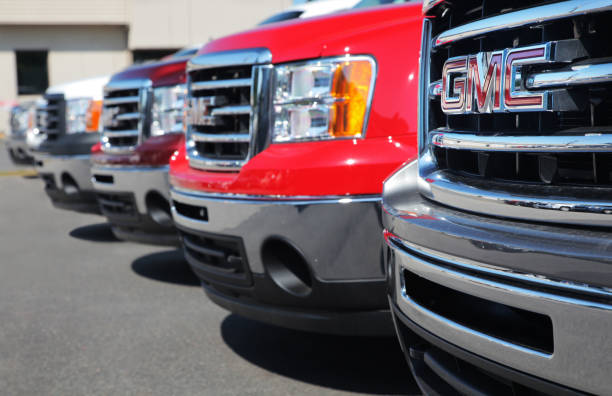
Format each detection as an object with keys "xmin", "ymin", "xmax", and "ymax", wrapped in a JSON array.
[
  {"xmin": 34, "ymin": 152, "xmax": 99, "ymax": 214},
  {"xmin": 5, "ymin": 136, "xmax": 34, "ymax": 165},
  {"xmin": 171, "ymin": 187, "xmax": 393, "ymax": 336},
  {"xmin": 383, "ymin": 162, "xmax": 612, "ymax": 395},
  {"xmin": 91, "ymin": 164, "xmax": 177, "ymax": 245}
]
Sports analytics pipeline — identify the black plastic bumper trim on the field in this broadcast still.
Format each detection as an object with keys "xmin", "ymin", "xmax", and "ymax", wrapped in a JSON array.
[
  {"xmin": 42, "ymin": 179, "xmax": 100, "ymax": 215},
  {"xmin": 110, "ymin": 226, "xmax": 179, "ymax": 246},
  {"xmin": 204, "ymin": 281, "xmax": 393, "ymax": 336}
]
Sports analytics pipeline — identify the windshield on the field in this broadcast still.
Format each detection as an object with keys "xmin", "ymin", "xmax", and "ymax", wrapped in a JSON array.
[
  {"xmin": 170, "ymin": 47, "xmax": 198, "ymax": 58},
  {"xmin": 258, "ymin": 10, "xmax": 304, "ymax": 25},
  {"xmin": 353, "ymin": 0, "xmax": 405, "ymax": 8}
]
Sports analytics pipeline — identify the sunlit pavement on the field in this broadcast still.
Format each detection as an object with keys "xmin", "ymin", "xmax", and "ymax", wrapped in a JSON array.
[{"xmin": 0, "ymin": 142, "xmax": 418, "ymax": 395}]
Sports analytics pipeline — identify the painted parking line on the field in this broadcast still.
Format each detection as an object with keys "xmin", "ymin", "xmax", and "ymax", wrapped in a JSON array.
[{"xmin": 0, "ymin": 169, "xmax": 38, "ymax": 177}]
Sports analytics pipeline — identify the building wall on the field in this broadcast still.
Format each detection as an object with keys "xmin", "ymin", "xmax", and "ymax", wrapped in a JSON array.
[
  {"xmin": 128, "ymin": 0, "xmax": 294, "ymax": 48},
  {"xmin": 0, "ymin": 0, "xmax": 298, "ymax": 133},
  {"xmin": 0, "ymin": 0, "xmax": 129, "ymax": 25},
  {"xmin": 0, "ymin": 25, "xmax": 130, "ymax": 133}
]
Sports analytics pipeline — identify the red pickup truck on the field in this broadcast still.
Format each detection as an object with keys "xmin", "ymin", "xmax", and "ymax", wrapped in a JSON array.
[
  {"xmin": 90, "ymin": 50, "xmax": 196, "ymax": 244},
  {"xmin": 169, "ymin": 3, "xmax": 422, "ymax": 335}
]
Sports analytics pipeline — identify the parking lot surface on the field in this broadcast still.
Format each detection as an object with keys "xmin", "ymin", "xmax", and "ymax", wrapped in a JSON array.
[{"xmin": 0, "ymin": 145, "xmax": 417, "ymax": 395}]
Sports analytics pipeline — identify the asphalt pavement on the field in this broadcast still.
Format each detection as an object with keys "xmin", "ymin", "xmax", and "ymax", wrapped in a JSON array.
[{"xmin": 0, "ymin": 143, "xmax": 418, "ymax": 395}]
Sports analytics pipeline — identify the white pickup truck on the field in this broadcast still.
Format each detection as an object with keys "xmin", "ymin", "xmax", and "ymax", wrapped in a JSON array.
[{"xmin": 33, "ymin": 75, "xmax": 109, "ymax": 213}]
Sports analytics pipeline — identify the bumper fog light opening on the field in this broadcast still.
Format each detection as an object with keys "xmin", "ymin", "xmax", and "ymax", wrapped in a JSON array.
[
  {"xmin": 61, "ymin": 173, "xmax": 79, "ymax": 195},
  {"xmin": 261, "ymin": 237, "xmax": 313, "ymax": 297},
  {"xmin": 146, "ymin": 192, "xmax": 174, "ymax": 228}
]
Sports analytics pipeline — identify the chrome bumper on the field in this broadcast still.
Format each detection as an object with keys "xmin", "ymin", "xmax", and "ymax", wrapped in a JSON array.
[
  {"xmin": 384, "ymin": 162, "xmax": 612, "ymax": 395},
  {"xmin": 91, "ymin": 164, "xmax": 169, "ymax": 216},
  {"xmin": 34, "ymin": 153, "xmax": 93, "ymax": 191},
  {"xmin": 170, "ymin": 187, "xmax": 383, "ymax": 280},
  {"xmin": 5, "ymin": 137, "xmax": 33, "ymax": 162}
]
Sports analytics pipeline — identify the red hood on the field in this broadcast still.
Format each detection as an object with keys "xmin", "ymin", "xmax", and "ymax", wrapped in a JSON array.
[
  {"xmin": 108, "ymin": 58, "xmax": 189, "ymax": 87},
  {"xmin": 198, "ymin": 3, "xmax": 421, "ymax": 62}
]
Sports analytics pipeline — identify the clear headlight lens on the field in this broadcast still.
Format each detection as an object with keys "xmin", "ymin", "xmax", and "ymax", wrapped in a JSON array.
[
  {"xmin": 66, "ymin": 98, "xmax": 102, "ymax": 134},
  {"xmin": 10, "ymin": 106, "xmax": 30, "ymax": 136},
  {"xmin": 273, "ymin": 56, "xmax": 375, "ymax": 143},
  {"xmin": 150, "ymin": 84, "xmax": 186, "ymax": 136}
]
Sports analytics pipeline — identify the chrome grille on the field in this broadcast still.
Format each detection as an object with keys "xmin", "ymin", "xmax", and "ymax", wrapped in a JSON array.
[
  {"xmin": 419, "ymin": 0, "xmax": 612, "ymax": 226},
  {"xmin": 101, "ymin": 79, "xmax": 150, "ymax": 153},
  {"xmin": 186, "ymin": 48, "xmax": 273, "ymax": 171},
  {"xmin": 36, "ymin": 94, "xmax": 65, "ymax": 140}
]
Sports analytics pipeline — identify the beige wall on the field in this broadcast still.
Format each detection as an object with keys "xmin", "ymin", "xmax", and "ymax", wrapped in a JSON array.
[
  {"xmin": 0, "ymin": 26, "xmax": 130, "ymax": 133},
  {"xmin": 0, "ymin": 0, "xmax": 298, "ymax": 133},
  {"xmin": 129, "ymin": 0, "xmax": 293, "ymax": 48},
  {"xmin": 0, "ymin": 0, "xmax": 128, "ymax": 25},
  {"xmin": 0, "ymin": 26, "xmax": 129, "ymax": 98}
]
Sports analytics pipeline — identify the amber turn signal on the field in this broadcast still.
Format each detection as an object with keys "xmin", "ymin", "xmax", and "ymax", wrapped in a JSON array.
[
  {"xmin": 329, "ymin": 60, "xmax": 373, "ymax": 138},
  {"xmin": 86, "ymin": 100, "xmax": 103, "ymax": 132}
]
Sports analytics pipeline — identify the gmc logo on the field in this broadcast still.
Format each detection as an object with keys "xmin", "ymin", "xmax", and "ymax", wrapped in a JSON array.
[
  {"xmin": 441, "ymin": 43, "xmax": 552, "ymax": 114},
  {"xmin": 102, "ymin": 106, "xmax": 120, "ymax": 128},
  {"xmin": 187, "ymin": 96, "xmax": 223, "ymax": 126}
]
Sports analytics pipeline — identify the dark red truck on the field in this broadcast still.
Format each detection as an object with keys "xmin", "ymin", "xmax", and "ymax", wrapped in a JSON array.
[{"xmin": 90, "ymin": 49, "xmax": 197, "ymax": 244}]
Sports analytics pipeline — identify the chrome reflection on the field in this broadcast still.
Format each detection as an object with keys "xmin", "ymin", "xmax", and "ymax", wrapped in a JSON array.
[
  {"xmin": 434, "ymin": 0, "xmax": 612, "ymax": 48},
  {"xmin": 421, "ymin": 170, "xmax": 612, "ymax": 225},
  {"xmin": 388, "ymin": 235, "xmax": 612, "ymax": 301},
  {"xmin": 527, "ymin": 61, "xmax": 612, "ymax": 89},
  {"xmin": 431, "ymin": 130, "xmax": 612, "ymax": 152}
]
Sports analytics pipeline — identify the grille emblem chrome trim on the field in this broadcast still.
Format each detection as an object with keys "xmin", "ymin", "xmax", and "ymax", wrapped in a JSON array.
[
  {"xmin": 102, "ymin": 106, "xmax": 121, "ymax": 129},
  {"xmin": 441, "ymin": 43, "xmax": 551, "ymax": 114}
]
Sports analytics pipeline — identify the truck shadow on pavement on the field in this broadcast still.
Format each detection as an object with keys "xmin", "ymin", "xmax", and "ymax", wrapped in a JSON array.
[
  {"xmin": 131, "ymin": 249, "xmax": 200, "ymax": 287},
  {"xmin": 221, "ymin": 314, "xmax": 417, "ymax": 395},
  {"xmin": 69, "ymin": 223, "xmax": 122, "ymax": 243}
]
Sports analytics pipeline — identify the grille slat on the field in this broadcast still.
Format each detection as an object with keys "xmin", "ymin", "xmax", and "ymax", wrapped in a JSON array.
[
  {"xmin": 115, "ymin": 112, "xmax": 140, "ymax": 121},
  {"xmin": 210, "ymin": 105, "xmax": 251, "ymax": 116},
  {"xmin": 103, "ymin": 96, "xmax": 139, "ymax": 106},
  {"xmin": 185, "ymin": 48, "xmax": 272, "ymax": 172},
  {"xmin": 191, "ymin": 131, "xmax": 251, "ymax": 143},
  {"xmin": 421, "ymin": 1, "xmax": 612, "ymax": 225},
  {"xmin": 431, "ymin": 130, "xmax": 612, "ymax": 152},
  {"xmin": 191, "ymin": 78, "xmax": 252, "ymax": 91}
]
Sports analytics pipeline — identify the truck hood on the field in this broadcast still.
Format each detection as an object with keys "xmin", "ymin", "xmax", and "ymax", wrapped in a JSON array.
[
  {"xmin": 108, "ymin": 57, "xmax": 189, "ymax": 88},
  {"xmin": 199, "ymin": 3, "xmax": 422, "ymax": 63},
  {"xmin": 46, "ymin": 75, "xmax": 110, "ymax": 100}
]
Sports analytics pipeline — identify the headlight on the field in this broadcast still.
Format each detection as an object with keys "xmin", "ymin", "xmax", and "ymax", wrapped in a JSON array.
[
  {"xmin": 10, "ymin": 107, "xmax": 29, "ymax": 136},
  {"xmin": 150, "ymin": 84, "xmax": 186, "ymax": 136},
  {"xmin": 66, "ymin": 98, "xmax": 102, "ymax": 134},
  {"xmin": 272, "ymin": 56, "xmax": 375, "ymax": 143}
]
